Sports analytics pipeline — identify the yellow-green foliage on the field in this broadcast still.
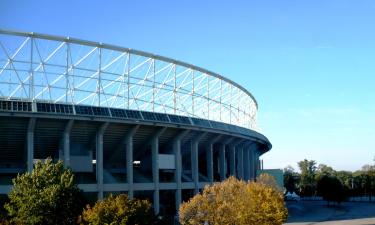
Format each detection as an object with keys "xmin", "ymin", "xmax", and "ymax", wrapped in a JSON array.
[
  {"xmin": 179, "ymin": 176, "xmax": 288, "ymax": 225},
  {"xmin": 4, "ymin": 158, "xmax": 83, "ymax": 225},
  {"xmin": 79, "ymin": 194, "xmax": 153, "ymax": 225},
  {"xmin": 257, "ymin": 173, "xmax": 284, "ymax": 193}
]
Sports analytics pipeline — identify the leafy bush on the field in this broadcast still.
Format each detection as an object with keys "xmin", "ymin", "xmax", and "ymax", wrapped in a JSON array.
[
  {"xmin": 79, "ymin": 194, "xmax": 154, "ymax": 225},
  {"xmin": 4, "ymin": 158, "xmax": 84, "ymax": 225},
  {"xmin": 179, "ymin": 176, "xmax": 288, "ymax": 225}
]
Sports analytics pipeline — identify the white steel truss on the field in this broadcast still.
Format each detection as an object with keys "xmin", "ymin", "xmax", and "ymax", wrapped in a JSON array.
[{"xmin": 0, "ymin": 30, "xmax": 258, "ymax": 129}]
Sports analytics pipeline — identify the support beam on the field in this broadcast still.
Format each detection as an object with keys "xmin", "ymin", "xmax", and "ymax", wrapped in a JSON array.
[
  {"xmin": 206, "ymin": 135, "xmax": 222, "ymax": 183},
  {"xmin": 174, "ymin": 130, "xmax": 189, "ymax": 210},
  {"xmin": 96, "ymin": 122, "xmax": 108, "ymax": 200},
  {"xmin": 63, "ymin": 120, "xmax": 74, "ymax": 168},
  {"xmin": 229, "ymin": 145, "xmax": 236, "ymax": 176},
  {"xmin": 221, "ymin": 137, "xmax": 235, "ymax": 179},
  {"xmin": 191, "ymin": 132, "xmax": 207, "ymax": 194},
  {"xmin": 219, "ymin": 144, "xmax": 226, "ymax": 181},
  {"xmin": 151, "ymin": 127, "xmax": 166, "ymax": 215},
  {"xmin": 236, "ymin": 147, "xmax": 243, "ymax": 179},
  {"xmin": 243, "ymin": 146, "xmax": 250, "ymax": 181},
  {"xmin": 125, "ymin": 125, "xmax": 140, "ymax": 199},
  {"xmin": 27, "ymin": 118, "xmax": 36, "ymax": 172}
]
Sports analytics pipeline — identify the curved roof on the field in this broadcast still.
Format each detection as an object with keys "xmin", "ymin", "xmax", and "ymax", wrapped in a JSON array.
[
  {"xmin": 0, "ymin": 29, "xmax": 258, "ymax": 108},
  {"xmin": 0, "ymin": 29, "xmax": 258, "ymax": 130}
]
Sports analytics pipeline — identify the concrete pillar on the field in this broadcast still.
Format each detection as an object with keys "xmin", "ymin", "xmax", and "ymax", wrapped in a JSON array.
[
  {"xmin": 63, "ymin": 120, "xmax": 74, "ymax": 168},
  {"xmin": 27, "ymin": 118, "xmax": 36, "ymax": 172},
  {"xmin": 219, "ymin": 144, "xmax": 226, "ymax": 181},
  {"xmin": 192, "ymin": 133, "xmax": 206, "ymax": 194},
  {"xmin": 151, "ymin": 127, "xmax": 166, "ymax": 215},
  {"xmin": 243, "ymin": 147, "xmax": 250, "ymax": 181},
  {"xmin": 206, "ymin": 144, "xmax": 214, "ymax": 183},
  {"xmin": 236, "ymin": 147, "xmax": 243, "ymax": 179},
  {"xmin": 229, "ymin": 145, "xmax": 236, "ymax": 176},
  {"xmin": 174, "ymin": 130, "xmax": 189, "ymax": 210},
  {"xmin": 96, "ymin": 122, "xmax": 108, "ymax": 200},
  {"xmin": 249, "ymin": 148, "xmax": 254, "ymax": 180},
  {"xmin": 125, "ymin": 125, "xmax": 139, "ymax": 199},
  {"xmin": 206, "ymin": 135, "xmax": 222, "ymax": 183}
]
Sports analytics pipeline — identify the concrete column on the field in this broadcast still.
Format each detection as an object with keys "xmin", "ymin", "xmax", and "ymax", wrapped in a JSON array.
[
  {"xmin": 219, "ymin": 144, "xmax": 226, "ymax": 181},
  {"xmin": 151, "ymin": 127, "xmax": 165, "ymax": 215},
  {"xmin": 206, "ymin": 144, "xmax": 214, "ymax": 183},
  {"xmin": 206, "ymin": 135, "xmax": 222, "ymax": 183},
  {"xmin": 152, "ymin": 136, "xmax": 159, "ymax": 214},
  {"xmin": 125, "ymin": 125, "xmax": 139, "ymax": 199},
  {"xmin": 63, "ymin": 120, "xmax": 74, "ymax": 168},
  {"xmin": 174, "ymin": 130, "xmax": 189, "ymax": 210},
  {"xmin": 27, "ymin": 118, "xmax": 36, "ymax": 172},
  {"xmin": 96, "ymin": 122, "xmax": 108, "ymax": 200},
  {"xmin": 192, "ymin": 133, "xmax": 206, "ymax": 194},
  {"xmin": 229, "ymin": 145, "xmax": 236, "ymax": 176},
  {"xmin": 249, "ymin": 148, "xmax": 254, "ymax": 180},
  {"xmin": 243, "ymin": 147, "xmax": 250, "ymax": 181},
  {"xmin": 236, "ymin": 147, "xmax": 243, "ymax": 179}
]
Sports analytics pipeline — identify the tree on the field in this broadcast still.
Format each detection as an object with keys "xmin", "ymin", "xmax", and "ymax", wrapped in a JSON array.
[
  {"xmin": 298, "ymin": 159, "xmax": 317, "ymax": 196},
  {"xmin": 179, "ymin": 176, "xmax": 288, "ymax": 225},
  {"xmin": 4, "ymin": 158, "xmax": 84, "ymax": 225},
  {"xmin": 283, "ymin": 166, "xmax": 300, "ymax": 193},
  {"xmin": 79, "ymin": 194, "xmax": 154, "ymax": 225},
  {"xmin": 316, "ymin": 175, "xmax": 347, "ymax": 204}
]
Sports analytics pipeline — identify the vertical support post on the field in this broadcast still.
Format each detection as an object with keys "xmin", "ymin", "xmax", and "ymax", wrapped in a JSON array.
[
  {"xmin": 65, "ymin": 42, "xmax": 69, "ymax": 103},
  {"xmin": 192, "ymin": 70, "xmax": 195, "ymax": 117},
  {"xmin": 248, "ymin": 148, "xmax": 254, "ymax": 180},
  {"xmin": 243, "ymin": 147, "xmax": 250, "ymax": 181},
  {"xmin": 173, "ymin": 65, "xmax": 176, "ymax": 114},
  {"xmin": 96, "ymin": 122, "xmax": 108, "ymax": 200},
  {"xmin": 151, "ymin": 137, "xmax": 159, "ymax": 215},
  {"xmin": 125, "ymin": 125, "xmax": 139, "ymax": 199},
  {"xmin": 191, "ymin": 132, "xmax": 206, "ymax": 194},
  {"xmin": 29, "ymin": 37, "xmax": 34, "ymax": 100},
  {"xmin": 219, "ymin": 144, "xmax": 226, "ymax": 181},
  {"xmin": 206, "ymin": 144, "xmax": 214, "ymax": 183},
  {"xmin": 127, "ymin": 52, "xmax": 130, "ymax": 109},
  {"xmin": 174, "ymin": 130, "xmax": 189, "ymax": 212},
  {"xmin": 152, "ymin": 59, "xmax": 155, "ymax": 112},
  {"xmin": 151, "ymin": 128, "xmax": 166, "ymax": 215},
  {"xmin": 98, "ymin": 47, "xmax": 102, "ymax": 106},
  {"xmin": 229, "ymin": 145, "xmax": 236, "ymax": 176},
  {"xmin": 206, "ymin": 135, "xmax": 221, "ymax": 183},
  {"xmin": 27, "ymin": 118, "xmax": 36, "ymax": 172},
  {"xmin": 236, "ymin": 147, "xmax": 243, "ymax": 179},
  {"xmin": 63, "ymin": 120, "xmax": 74, "ymax": 168}
]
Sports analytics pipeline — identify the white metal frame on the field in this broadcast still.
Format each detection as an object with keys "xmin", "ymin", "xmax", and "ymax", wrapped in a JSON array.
[{"xmin": 0, "ymin": 30, "xmax": 257, "ymax": 129}]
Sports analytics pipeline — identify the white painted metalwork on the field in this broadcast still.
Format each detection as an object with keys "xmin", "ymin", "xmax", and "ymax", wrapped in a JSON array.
[{"xmin": 0, "ymin": 30, "xmax": 258, "ymax": 129}]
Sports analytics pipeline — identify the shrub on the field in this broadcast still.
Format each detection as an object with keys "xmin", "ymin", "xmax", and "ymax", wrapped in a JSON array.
[
  {"xmin": 79, "ymin": 194, "xmax": 154, "ymax": 225},
  {"xmin": 179, "ymin": 176, "xmax": 288, "ymax": 225}
]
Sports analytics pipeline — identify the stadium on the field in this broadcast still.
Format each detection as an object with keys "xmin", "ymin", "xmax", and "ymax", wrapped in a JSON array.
[{"xmin": 0, "ymin": 29, "xmax": 271, "ymax": 215}]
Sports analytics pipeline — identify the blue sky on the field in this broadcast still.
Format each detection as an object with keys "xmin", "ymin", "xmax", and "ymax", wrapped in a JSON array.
[{"xmin": 1, "ymin": 0, "xmax": 374, "ymax": 171}]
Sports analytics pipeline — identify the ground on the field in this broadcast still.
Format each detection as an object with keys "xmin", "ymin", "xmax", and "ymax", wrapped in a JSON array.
[{"xmin": 285, "ymin": 201, "xmax": 375, "ymax": 225}]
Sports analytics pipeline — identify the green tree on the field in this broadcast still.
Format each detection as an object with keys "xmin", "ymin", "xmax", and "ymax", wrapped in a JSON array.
[
  {"xmin": 283, "ymin": 166, "xmax": 300, "ymax": 193},
  {"xmin": 317, "ymin": 175, "xmax": 347, "ymax": 204},
  {"xmin": 79, "ymin": 194, "xmax": 154, "ymax": 225},
  {"xmin": 298, "ymin": 159, "xmax": 317, "ymax": 196},
  {"xmin": 4, "ymin": 158, "xmax": 84, "ymax": 225},
  {"xmin": 179, "ymin": 176, "xmax": 288, "ymax": 225}
]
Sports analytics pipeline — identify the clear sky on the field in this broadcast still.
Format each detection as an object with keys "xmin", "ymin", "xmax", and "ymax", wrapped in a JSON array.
[{"xmin": 1, "ymin": 0, "xmax": 374, "ymax": 171}]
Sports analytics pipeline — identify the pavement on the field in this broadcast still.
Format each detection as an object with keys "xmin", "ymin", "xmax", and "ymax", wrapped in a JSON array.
[{"xmin": 284, "ymin": 201, "xmax": 375, "ymax": 225}]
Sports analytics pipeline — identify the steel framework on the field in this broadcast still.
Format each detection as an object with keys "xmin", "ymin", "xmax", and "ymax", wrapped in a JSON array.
[{"xmin": 0, "ymin": 30, "xmax": 257, "ymax": 129}]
